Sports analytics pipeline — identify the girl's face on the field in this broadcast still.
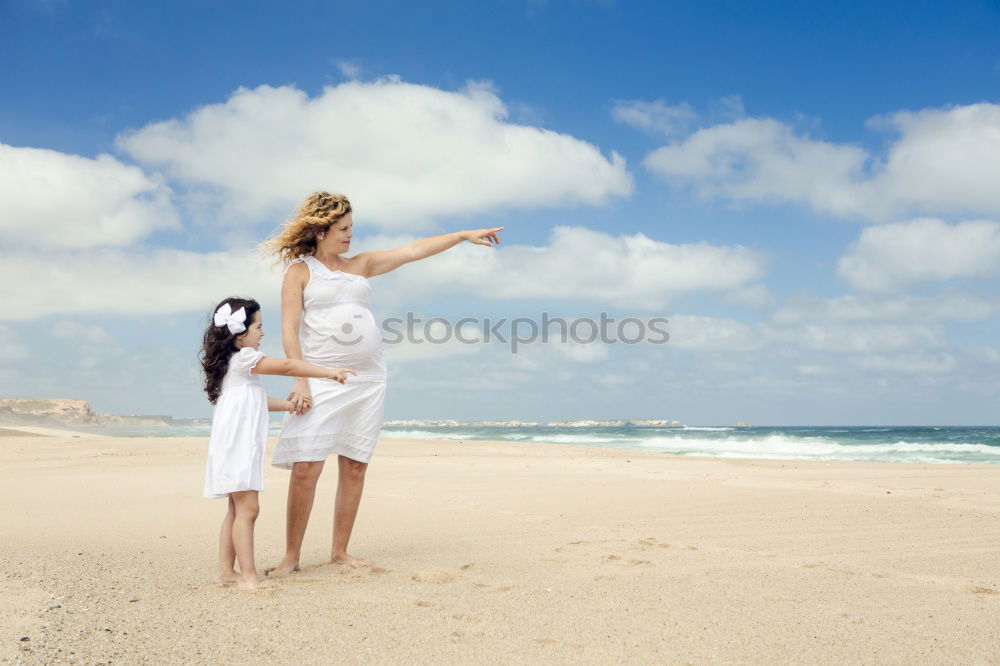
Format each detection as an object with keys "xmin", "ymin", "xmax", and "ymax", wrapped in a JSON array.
[
  {"xmin": 317, "ymin": 213, "xmax": 353, "ymax": 255},
  {"xmin": 236, "ymin": 310, "xmax": 264, "ymax": 350}
]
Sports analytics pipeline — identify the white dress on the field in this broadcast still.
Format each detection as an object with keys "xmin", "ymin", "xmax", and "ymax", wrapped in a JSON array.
[
  {"xmin": 272, "ymin": 256, "xmax": 386, "ymax": 468},
  {"xmin": 204, "ymin": 347, "xmax": 268, "ymax": 498}
]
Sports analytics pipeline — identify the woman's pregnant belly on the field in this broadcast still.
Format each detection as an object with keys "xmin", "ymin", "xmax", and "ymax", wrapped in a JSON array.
[{"xmin": 301, "ymin": 303, "xmax": 385, "ymax": 377}]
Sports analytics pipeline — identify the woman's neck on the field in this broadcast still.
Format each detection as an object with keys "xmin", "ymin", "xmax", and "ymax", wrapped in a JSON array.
[{"xmin": 313, "ymin": 247, "xmax": 344, "ymax": 266}]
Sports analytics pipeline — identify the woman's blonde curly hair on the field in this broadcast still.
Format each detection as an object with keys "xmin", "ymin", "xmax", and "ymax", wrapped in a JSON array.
[{"xmin": 264, "ymin": 191, "xmax": 352, "ymax": 265}]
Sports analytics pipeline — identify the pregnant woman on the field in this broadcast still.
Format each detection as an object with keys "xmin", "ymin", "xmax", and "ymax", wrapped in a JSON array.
[{"xmin": 264, "ymin": 191, "xmax": 502, "ymax": 573}]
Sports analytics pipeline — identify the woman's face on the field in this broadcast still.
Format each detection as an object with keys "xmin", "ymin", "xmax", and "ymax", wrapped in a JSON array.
[{"xmin": 317, "ymin": 213, "xmax": 353, "ymax": 255}]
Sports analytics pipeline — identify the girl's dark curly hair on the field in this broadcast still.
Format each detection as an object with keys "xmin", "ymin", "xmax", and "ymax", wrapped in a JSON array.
[{"xmin": 199, "ymin": 297, "xmax": 261, "ymax": 404}]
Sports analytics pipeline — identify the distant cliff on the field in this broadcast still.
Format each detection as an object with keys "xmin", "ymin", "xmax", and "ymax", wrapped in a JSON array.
[{"xmin": 0, "ymin": 398, "xmax": 179, "ymax": 428}]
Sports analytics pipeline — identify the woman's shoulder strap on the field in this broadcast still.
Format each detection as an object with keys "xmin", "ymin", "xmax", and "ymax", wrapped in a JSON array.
[{"xmin": 283, "ymin": 255, "xmax": 312, "ymax": 277}]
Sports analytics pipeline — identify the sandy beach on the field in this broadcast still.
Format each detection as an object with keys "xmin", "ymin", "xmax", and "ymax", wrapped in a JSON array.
[{"xmin": 2, "ymin": 430, "xmax": 998, "ymax": 664}]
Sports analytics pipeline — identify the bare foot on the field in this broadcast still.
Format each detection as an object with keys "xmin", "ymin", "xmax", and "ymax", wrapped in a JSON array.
[
  {"xmin": 212, "ymin": 571, "xmax": 239, "ymax": 585},
  {"xmin": 238, "ymin": 573, "xmax": 262, "ymax": 591},
  {"xmin": 264, "ymin": 557, "xmax": 300, "ymax": 578},
  {"xmin": 332, "ymin": 552, "xmax": 372, "ymax": 569}
]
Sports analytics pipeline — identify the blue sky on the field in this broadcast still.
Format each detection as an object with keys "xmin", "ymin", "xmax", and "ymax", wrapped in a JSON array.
[{"xmin": 2, "ymin": 0, "xmax": 999, "ymax": 424}]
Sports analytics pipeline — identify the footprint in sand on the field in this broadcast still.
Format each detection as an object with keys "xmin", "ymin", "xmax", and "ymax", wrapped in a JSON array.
[
  {"xmin": 452, "ymin": 612, "xmax": 485, "ymax": 623},
  {"xmin": 411, "ymin": 571, "xmax": 456, "ymax": 584}
]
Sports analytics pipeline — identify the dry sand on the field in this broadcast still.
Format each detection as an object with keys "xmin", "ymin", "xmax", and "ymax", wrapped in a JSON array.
[{"xmin": 1, "ymin": 432, "xmax": 998, "ymax": 664}]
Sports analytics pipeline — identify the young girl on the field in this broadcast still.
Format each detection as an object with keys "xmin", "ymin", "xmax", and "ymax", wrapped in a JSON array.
[{"xmin": 200, "ymin": 297, "xmax": 355, "ymax": 590}]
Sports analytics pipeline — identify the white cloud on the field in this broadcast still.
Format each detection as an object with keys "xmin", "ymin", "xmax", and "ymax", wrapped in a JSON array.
[
  {"xmin": 117, "ymin": 79, "xmax": 633, "ymax": 229},
  {"xmin": 383, "ymin": 320, "xmax": 482, "ymax": 363},
  {"xmin": 0, "ymin": 225, "xmax": 764, "ymax": 320},
  {"xmin": 771, "ymin": 290, "xmax": 1000, "ymax": 324},
  {"xmin": 766, "ymin": 321, "xmax": 944, "ymax": 354},
  {"xmin": 611, "ymin": 99, "xmax": 696, "ymax": 137},
  {"xmin": 643, "ymin": 103, "xmax": 1000, "ymax": 221},
  {"xmin": 851, "ymin": 351, "xmax": 957, "ymax": 374},
  {"xmin": 0, "ymin": 248, "xmax": 281, "ymax": 321},
  {"xmin": 371, "ymin": 226, "xmax": 766, "ymax": 310},
  {"xmin": 334, "ymin": 59, "xmax": 362, "ymax": 79},
  {"xmin": 51, "ymin": 321, "xmax": 113, "ymax": 344},
  {"xmin": 837, "ymin": 218, "xmax": 1000, "ymax": 292},
  {"xmin": 645, "ymin": 117, "xmax": 868, "ymax": 216},
  {"xmin": 664, "ymin": 314, "xmax": 760, "ymax": 351},
  {"xmin": 0, "ymin": 143, "xmax": 179, "ymax": 248},
  {"xmin": 548, "ymin": 338, "xmax": 611, "ymax": 362},
  {"xmin": 866, "ymin": 105, "xmax": 1000, "ymax": 218}
]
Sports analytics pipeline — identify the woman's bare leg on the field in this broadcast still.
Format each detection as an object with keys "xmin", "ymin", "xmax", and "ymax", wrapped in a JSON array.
[
  {"xmin": 331, "ymin": 456, "xmax": 371, "ymax": 568},
  {"xmin": 266, "ymin": 461, "xmax": 325, "ymax": 576},
  {"xmin": 213, "ymin": 495, "xmax": 238, "ymax": 584},
  {"xmin": 230, "ymin": 490, "xmax": 261, "ymax": 590}
]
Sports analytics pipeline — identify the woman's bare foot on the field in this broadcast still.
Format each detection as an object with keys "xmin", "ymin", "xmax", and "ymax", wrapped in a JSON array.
[
  {"xmin": 332, "ymin": 552, "xmax": 372, "ymax": 569},
  {"xmin": 212, "ymin": 571, "xmax": 239, "ymax": 585},
  {"xmin": 264, "ymin": 556, "xmax": 301, "ymax": 578},
  {"xmin": 237, "ymin": 573, "xmax": 262, "ymax": 590}
]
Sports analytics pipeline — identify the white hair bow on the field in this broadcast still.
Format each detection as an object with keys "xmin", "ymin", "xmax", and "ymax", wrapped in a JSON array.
[{"xmin": 214, "ymin": 303, "xmax": 247, "ymax": 335}]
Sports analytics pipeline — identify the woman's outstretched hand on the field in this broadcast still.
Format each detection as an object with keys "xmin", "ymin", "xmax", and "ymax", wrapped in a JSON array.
[{"xmin": 461, "ymin": 227, "xmax": 504, "ymax": 247}]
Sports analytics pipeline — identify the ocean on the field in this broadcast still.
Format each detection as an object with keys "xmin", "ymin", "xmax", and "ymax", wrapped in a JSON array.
[{"xmin": 81, "ymin": 422, "xmax": 1000, "ymax": 465}]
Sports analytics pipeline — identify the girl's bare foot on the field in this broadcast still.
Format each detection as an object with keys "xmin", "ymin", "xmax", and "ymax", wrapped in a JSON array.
[
  {"xmin": 212, "ymin": 571, "xmax": 239, "ymax": 585},
  {"xmin": 332, "ymin": 552, "xmax": 372, "ymax": 569},
  {"xmin": 264, "ymin": 556, "xmax": 300, "ymax": 577},
  {"xmin": 238, "ymin": 573, "xmax": 262, "ymax": 590}
]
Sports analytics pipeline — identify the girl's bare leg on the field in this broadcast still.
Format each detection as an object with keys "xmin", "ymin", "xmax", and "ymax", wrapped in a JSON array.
[
  {"xmin": 213, "ymin": 496, "xmax": 238, "ymax": 584},
  {"xmin": 230, "ymin": 490, "xmax": 261, "ymax": 590},
  {"xmin": 266, "ymin": 461, "xmax": 325, "ymax": 577},
  {"xmin": 332, "ymin": 456, "xmax": 371, "ymax": 568}
]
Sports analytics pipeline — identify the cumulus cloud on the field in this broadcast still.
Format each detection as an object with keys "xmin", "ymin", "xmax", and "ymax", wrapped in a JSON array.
[
  {"xmin": 0, "ymin": 225, "xmax": 763, "ymax": 319},
  {"xmin": 117, "ymin": 79, "xmax": 633, "ymax": 229},
  {"xmin": 766, "ymin": 320, "xmax": 944, "ymax": 354},
  {"xmin": 851, "ymin": 351, "xmax": 957, "ymax": 374},
  {"xmin": 51, "ymin": 321, "xmax": 113, "ymax": 344},
  {"xmin": 644, "ymin": 117, "xmax": 869, "ymax": 217},
  {"xmin": 665, "ymin": 314, "xmax": 760, "ymax": 351},
  {"xmin": 771, "ymin": 290, "xmax": 1000, "ymax": 324},
  {"xmin": 369, "ymin": 225, "xmax": 766, "ymax": 309},
  {"xmin": 643, "ymin": 103, "xmax": 1000, "ymax": 221},
  {"xmin": 0, "ymin": 143, "xmax": 179, "ymax": 248},
  {"xmin": 383, "ymin": 320, "xmax": 482, "ymax": 363},
  {"xmin": 0, "ymin": 248, "xmax": 281, "ymax": 321},
  {"xmin": 837, "ymin": 218, "xmax": 1000, "ymax": 292}
]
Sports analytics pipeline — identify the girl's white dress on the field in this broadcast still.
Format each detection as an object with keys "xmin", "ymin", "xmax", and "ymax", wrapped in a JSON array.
[
  {"xmin": 204, "ymin": 347, "xmax": 268, "ymax": 498},
  {"xmin": 272, "ymin": 256, "xmax": 386, "ymax": 468}
]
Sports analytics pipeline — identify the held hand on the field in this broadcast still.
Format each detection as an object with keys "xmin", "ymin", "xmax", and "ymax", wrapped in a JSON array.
[
  {"xmin": 287, "ymin": 380, "xmax": 313, "ymax": 416},
  {"xmin": 328, "ymin": 368, "xmax": 358, "ymax": 384},
  {"xmin": 461, "ymin": 227, "xmax": 503, "ymax": 247}
]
